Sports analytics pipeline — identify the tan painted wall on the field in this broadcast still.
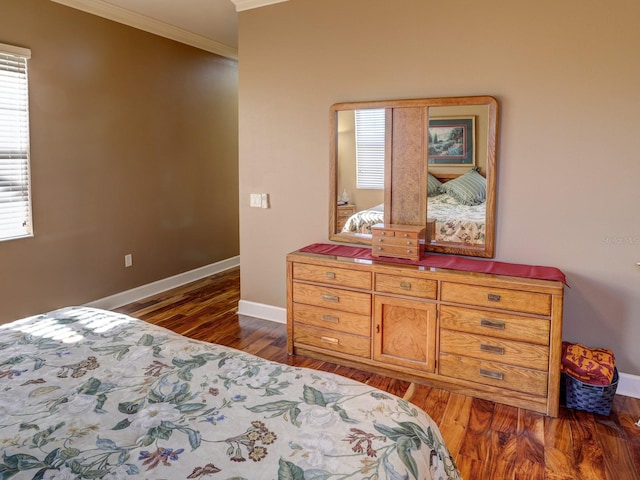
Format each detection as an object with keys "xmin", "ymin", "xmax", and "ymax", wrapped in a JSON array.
[
  {"xmin": 238, "ymin": 0, "xmax": 640, "ymax": 374},
  {"xmin": 0, "ymin": 0, "xmax": 239, "ymax": 321}
]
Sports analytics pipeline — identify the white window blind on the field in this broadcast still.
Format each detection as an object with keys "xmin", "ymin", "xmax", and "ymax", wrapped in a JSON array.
[
  {"xmin": 355, "ymin": 108, "xmax": 385, "ymax": 189},
  {"xmin": 0, "ymin": 43, "xmax": 32, "ymax": 241}
]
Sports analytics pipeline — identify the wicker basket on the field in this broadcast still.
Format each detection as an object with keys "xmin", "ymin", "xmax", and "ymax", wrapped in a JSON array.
[{"xmin": 563, "ymin": 368, "xmax": 618, "ymax": 415}]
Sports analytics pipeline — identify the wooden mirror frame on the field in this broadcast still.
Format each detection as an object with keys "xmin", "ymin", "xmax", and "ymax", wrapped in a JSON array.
[{"xmin": 329, "ymin": 95, "xmax": 498, "ymax": 258}]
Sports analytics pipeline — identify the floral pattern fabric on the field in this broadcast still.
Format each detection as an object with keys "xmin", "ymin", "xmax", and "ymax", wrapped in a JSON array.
[
  {"xmin": 0, "ymin": 307, "xmax": 461, "ymax": 480},
  {"xmin": 427, "ymin": 193, "xmax": 486, "ymax": 245},
  {"xmin": 341, "ymin": 194, "xmax": 485, "ymax": 245}
]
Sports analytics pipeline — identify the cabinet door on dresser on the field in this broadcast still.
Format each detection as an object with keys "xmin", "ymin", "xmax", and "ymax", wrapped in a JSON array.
[
  {"xmin": 372, "ymin": 271, "xmax": 438, "ymax": 373},
  {"xmin": 373, "ymin": 296, "xmax": 437, "ymax": 372}
]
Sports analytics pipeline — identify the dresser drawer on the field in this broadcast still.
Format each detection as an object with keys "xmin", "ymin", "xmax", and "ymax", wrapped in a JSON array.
[
  {"xmin": 293, "ymin": 324, "xmax": 370, "ymax": 358},
  {"xmin": 292, "ymin": 263, "xmax": 372, "ymax": 289},
  {"xmin": 439, "ymin": 305, "xmax": 550, "ymax": 345},
  {"xmin": 374, "ymin": 273, "xmax": 437, "ymax": 299},
  {"xmin": 373, "ymin": 236, "xmax": 421, "ymax": 247},
  {"xmin": 372, "ymin": 224, "xmax": 424, "ymax": 239},
  {"xmin": 439, "ymin": 353, "xmax": 548, "ymax": 397},
  {"xmin": 292, "ymin": 303, "xmax": 371, "ymax": 336},
  {"xmin": 292, "ymin": 283, "xmax": 371, "ymax": 316},
  {"xmin": 372, "ymin": 244, "xmax": 419, "ymax": 259},
  {"xmin": 440, "ymin": 329, "xmax": 549, "ymax": 371},
  {"xmin": 441, "ymin": 282, "xmax": 552, "ymax": 316}
]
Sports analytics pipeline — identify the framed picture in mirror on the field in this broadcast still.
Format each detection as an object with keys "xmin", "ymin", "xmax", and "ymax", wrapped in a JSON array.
[{"xmin": 428, "ymin": 116, "xmax": 475, "ymax": 165}]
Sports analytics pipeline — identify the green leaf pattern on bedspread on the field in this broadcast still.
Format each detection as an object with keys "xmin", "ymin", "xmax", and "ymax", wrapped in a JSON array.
[{"xmin": 0, "ymin": 307, "xmax": 460, "ymax": 480}]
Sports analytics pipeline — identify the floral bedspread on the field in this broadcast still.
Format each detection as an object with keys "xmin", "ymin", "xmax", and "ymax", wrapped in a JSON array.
[
  {"xmin": 341, "ymin": 204, "xmax": 384, "ymax": 235},
  {"xmin": 428, "ymin": 194, "xmax": 486, "ymax": 245},
  {"xmin": 0, "ymin": 307, "xmax": 460, "ymax": 480},
  {"xmin": 341, "ymin": 194, "xmax": 485, "ymax": 245}
]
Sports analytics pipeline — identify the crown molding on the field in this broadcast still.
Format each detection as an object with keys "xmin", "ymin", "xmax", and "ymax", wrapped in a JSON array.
[
  {"xmin": 50, "ymin": 0, "xmax": 238, "ymax": 60},
  {"xmin": 230, "ymin": 0, "xmax": 289, "ymax": 12}
]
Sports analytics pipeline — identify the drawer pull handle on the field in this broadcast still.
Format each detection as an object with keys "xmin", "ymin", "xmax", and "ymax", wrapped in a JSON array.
[
  {"xmin": 487, "ymin": 293, "xmax": 501, "ymax": 302},
  {"xmin": 321, "ymin": 314, "xmax": 339, "ymax": 324},
  {"xmin": 325, "ymin": 272, "xmax": 336, "ymax": 280},
  {"xmin": 479, "ymin": 369, "xmax": 504, "ymax": 381},
  {"xmin": 480, "ymin": 319, "xmax": 505, "ymax": 330},
  {"xmin": 480, "ymin": 344, "xmax": 505, "ymax": 355},
  {"xmin": 377, "ymin": 247, "xmax": 384, "ymax": 251},
  {"xmin": 321, "ymin": 336, "xmax": 339, "ymax": 345},
  {"xmin": 321, "ymin": 293, "xmax": 339, "ymax": 303},
  {"xmin": 376, "ymin": 324, "xmax": 380, "ymax": 333},
  {"xmin": 400, "ymin": 281, "xmax": 412, "ymax": 290}
]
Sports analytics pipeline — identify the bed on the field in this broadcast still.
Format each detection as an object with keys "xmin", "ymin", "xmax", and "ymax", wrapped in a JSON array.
[
  {"xmin": 0, "ymin": 306, "xmax": 460, "ymax": 480},
  {"xmin": 341, "ymin": 168, "xmax": 487, "ymax": 245},
  {"xmin": 341, "ymin": 193, "xmax": 485, "ymax": 245}
]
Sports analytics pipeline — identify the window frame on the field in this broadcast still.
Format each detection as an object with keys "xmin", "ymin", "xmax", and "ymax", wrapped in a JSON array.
[{"xmin": 0, "ymin": 42, "xmax": 33, "ymax": 242}]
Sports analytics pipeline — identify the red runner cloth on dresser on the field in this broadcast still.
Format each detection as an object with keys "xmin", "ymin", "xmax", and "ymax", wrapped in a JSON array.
[{"xmin": 299, "ymin": 243, "xmax": 568, "ymax": 286}]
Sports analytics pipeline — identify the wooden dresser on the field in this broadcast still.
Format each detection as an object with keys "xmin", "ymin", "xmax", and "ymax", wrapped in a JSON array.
[{"xmin": 286, "ymin": 250, "xmax": 564, "ymax": 416}]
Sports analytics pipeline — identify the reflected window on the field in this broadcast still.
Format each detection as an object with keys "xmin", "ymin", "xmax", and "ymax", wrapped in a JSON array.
[{"xmin": 355, "ymin": 109, "xmax": 385, "ymax": 189}]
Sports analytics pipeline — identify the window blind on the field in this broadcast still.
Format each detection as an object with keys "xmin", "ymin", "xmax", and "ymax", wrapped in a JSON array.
[
  {"xmin": 0, "ymin": 43, "xmax": 32, "ymax": 241},
  {"xmin": 355, "ymin": 108, "xmax": 385, "ymax": 189}
]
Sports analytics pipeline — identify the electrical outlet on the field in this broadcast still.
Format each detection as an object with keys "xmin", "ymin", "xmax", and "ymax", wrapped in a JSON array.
[{"xmin": 124, "ymin": 254, "xmax": 133, "ymax": 268}]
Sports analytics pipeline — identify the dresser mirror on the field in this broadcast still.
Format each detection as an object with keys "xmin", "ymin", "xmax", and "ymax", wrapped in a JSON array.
[{"xmin": 329, "ymin": 96, "xmax": 498, "ymax": 258}]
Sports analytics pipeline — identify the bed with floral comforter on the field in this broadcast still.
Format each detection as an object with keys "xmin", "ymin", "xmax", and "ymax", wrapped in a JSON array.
[
  {"xmin": 341, "ymin": 194, "xmax": 485, "ymax": 245},
  {"xmin": 0, "ymin": 307, "xmax": 460, "ymax": 480}
]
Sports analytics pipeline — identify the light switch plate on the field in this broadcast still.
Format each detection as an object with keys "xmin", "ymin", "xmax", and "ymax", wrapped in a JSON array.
[{"xmin": 250, "ymin": 193, "xmax": 262, "ymax": 207}]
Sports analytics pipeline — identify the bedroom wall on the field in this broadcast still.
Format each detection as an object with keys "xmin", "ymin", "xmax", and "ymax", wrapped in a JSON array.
[
  {"xmin": 238, "ymin": 0, "xmax": 640, "ymax": 375},
  {"xmin": 0, "ymin": 0, "xmax": 239, "ymax": 322}
]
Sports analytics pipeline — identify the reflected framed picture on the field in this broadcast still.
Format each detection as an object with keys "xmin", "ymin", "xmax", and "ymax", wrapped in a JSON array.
[{"xmin": 427, "ymin": 116, "xmax": 475, "ymax": 165}]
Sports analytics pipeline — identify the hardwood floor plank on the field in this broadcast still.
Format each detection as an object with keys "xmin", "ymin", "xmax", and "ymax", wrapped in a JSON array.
[
  {"xmin": 418, "ymin": 386, "xmax": 451, "ymax": 425},
  {"xmin": 544, "ymin": 408, "xmax": 580, "ymax": 480},
  {"xmin": 113, "ymin": 268, "xmax": 640, "ymax": 480},
  {"xmin": 615, "ymin": 395, "xmax": 640, "ymax": 474},
  {"xmin": 594, "ymin": 414, "xmax": 640, "ymax": 480},
  {"xmin": 458, "ymin": 398, "xmax": 494, "ymax": 463},
  {"xmin": 438, "ymin": 393, "xmax": 473, "ymax": 461},
  {"xmin": 570, "ymin": 410, "xmax": 608, "ymax": 480},
  {"xmin": 481, "ymin": 403, "xmax": 519, "ymax": 479},
  {"xmin": 512, "ymin": 409, "xmax": 545, "ymax": 480}
]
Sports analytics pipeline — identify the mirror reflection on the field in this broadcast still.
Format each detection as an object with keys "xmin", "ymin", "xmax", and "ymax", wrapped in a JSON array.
[
  {"xmin": 335, "ymin": 109, "xmax": 386, "ymax": 235},
  {"xmin": 330, "ymin": 96, "xmax": 498, "ymax": 258},
  {"xmin": 425, "ymin": 104, "xmax": 489, "ymax": 248}
]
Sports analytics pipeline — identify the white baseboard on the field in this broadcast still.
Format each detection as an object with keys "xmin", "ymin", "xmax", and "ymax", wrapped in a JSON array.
[
  {"xmin": 237, "ymin": 300, "xmax": 286, "ymax": 324},
  {"xmin": 617, "ymin": 372, "xmax": 640, "ymax": 399},
  {"xmin": 86, "ymin": 256, "xmax": 240, "ymax": 310}
]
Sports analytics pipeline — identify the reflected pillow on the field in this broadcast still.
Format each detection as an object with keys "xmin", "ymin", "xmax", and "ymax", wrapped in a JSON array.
[
  {"xmin": 439, "ymin": 167, "xmax": 486, "ymax": 205},
  {"xmin": 427, "ymin": 173, "xmax": 442, "ymax": 196}
]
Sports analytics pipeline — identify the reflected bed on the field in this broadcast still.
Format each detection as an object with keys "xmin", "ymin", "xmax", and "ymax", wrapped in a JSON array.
[
  {"xmin": 0, "ymin": 306, "xmax": 460, "ymax": 479},
  {"xmin": 342, "ymin": 193, "xmax": 486, "ymax": 245}
]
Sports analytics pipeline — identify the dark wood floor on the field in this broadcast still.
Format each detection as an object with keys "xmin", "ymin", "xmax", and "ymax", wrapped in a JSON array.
[{"xmin": 116, "ymin": 267, "xmax": 640, "ymax": 480}]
